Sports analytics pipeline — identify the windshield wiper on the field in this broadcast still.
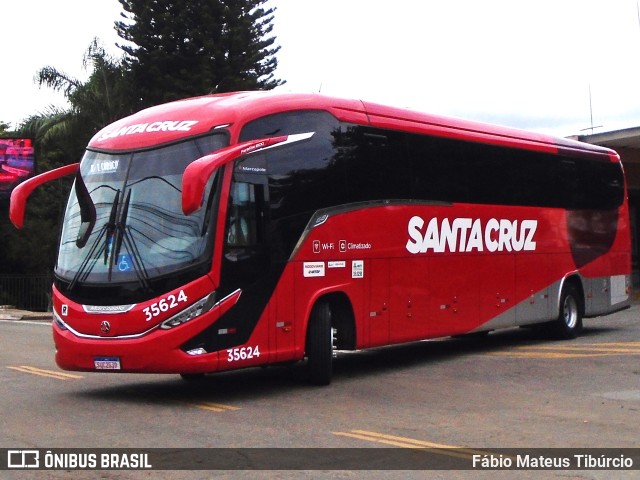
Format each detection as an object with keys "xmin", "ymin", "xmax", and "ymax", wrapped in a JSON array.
[
  {"xmin": 67, "ymin": 225, "xmax": 108, "ymax": 292},
  {"xmin": 68, "ymin": 189, "xmax": 119, "ymax": 291},
  {"xmin": 104, "ymin": 190, "xmax": 120, "ymax": 266},
  {"xmin": 114, "ymin": 189, "xmax": 131, "ymax": 258},
  {"xmin": 67, "ymin": 188, "xmax": 151, "ymax": 292},
  {"xmin": 119, "ymin": 226, "xmax": 151, "ymax": 292},
  {"xmin": 107, "ymin": 188, "xmax": 151, "ymax": 291}
]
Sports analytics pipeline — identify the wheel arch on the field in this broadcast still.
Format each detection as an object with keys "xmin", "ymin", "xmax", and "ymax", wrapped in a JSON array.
[
  {"xmin": 557, "ymin": 273, "xmax": 585, "ymax": 317},
  {"xmin": 304, "ymin": 289, "xmax": 356, "ymax": 352}
]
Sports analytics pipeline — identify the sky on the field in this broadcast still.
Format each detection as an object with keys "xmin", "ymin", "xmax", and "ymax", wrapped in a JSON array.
[{"xmin": 3, "ymin": 0, "xmax": 640, "ymax": 138}]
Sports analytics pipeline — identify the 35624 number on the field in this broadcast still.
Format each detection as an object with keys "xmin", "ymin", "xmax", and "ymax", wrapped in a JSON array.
[
  {"xmin": 226, "ymin": 346, "xmax": 260, "ymax": 362},
  {"xmin": 143, "ymin": 290, "xmax": 188, "ymax": 321}
]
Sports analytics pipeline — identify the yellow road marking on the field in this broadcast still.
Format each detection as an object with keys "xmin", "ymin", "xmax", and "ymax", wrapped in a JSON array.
[
  {"xmin": 486, "ymin": 341, "xmax": 640, "ymax": 358},
  {"xmin": 522, "ymin": 347, "xmax": 640, "ymax": 354},
  {"xmin": 7, "ymin": 366, "xmax": 83, "ymax": 380},
  {"xmin": 487, "ymin": 352, "xmax": 626, "ymax": 358},
  {"xmin": 333, "ymin": 430, "xmax": 512, "ymax": 461},
  {"xmin": 182, "ymin": 401, "xmax": 241, "ymax": 412}
]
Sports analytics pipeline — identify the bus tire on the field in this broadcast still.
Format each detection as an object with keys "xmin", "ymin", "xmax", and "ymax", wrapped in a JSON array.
[
  {"xmin": 306, "ymin": 301, "xmax": 333, "ymax": 386},
  {"xmin": 550, "ymin": 283, "xmax": 583, "ymax": 339}
]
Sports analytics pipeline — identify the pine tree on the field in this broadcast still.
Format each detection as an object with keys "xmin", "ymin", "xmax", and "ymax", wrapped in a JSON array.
[{"xmin": 116, "ymin": 0, "xmax": 284, "ymax": 108}]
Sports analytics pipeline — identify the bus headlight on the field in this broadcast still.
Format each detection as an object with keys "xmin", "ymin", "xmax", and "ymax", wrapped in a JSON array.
[
  {"xmin": 53, "ymin": 310, "xmax": 68, "ymax": 330},
  {"xmin": 160, "ymin": 293, "xmax": 214, "ymax": 330}
]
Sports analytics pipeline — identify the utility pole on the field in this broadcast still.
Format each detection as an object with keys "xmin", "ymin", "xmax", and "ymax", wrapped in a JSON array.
[{"xmin": 580, "ymin": 84, "xmax": 603, "ymax": 135}]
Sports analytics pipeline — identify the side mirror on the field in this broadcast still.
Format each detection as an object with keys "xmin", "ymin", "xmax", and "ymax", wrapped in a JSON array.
[
  {"xmin": 182, "ymin": 133, "xmax": 315, "ymax": 216},
  {"xmin": 10, "ymin": 163, "xmax": 80, "ymax": 228},
  {"xmin": 182, "ymin": 135, "xmax": 287, "ymax": 216}
]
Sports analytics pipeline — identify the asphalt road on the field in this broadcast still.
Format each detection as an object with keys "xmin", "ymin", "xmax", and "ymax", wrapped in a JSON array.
[{"xmin": 1, "ymin": 305, "xmax": 639, "ymax": 480}]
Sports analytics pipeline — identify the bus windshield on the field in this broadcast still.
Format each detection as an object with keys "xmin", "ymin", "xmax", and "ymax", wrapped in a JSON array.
[{"xmin": 55, "ymin": 134, "xmax": 227, "ymax": 290}]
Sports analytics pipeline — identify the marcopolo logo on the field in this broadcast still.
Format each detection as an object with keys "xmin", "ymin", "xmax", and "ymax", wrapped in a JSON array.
[{"xmin": 406, "ymin": 216, "xmax": 537, "ymax": 254}]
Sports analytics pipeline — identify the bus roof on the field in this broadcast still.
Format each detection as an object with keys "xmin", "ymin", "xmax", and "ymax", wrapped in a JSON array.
[{"xmin": 88, "ymin": 90, "xmax": 616, "ymax": 161}]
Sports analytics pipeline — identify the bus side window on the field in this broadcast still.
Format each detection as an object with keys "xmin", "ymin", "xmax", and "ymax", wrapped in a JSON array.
[{"xmin": 224, "ymin": 179, "xmax": 265, "ymax": 261}]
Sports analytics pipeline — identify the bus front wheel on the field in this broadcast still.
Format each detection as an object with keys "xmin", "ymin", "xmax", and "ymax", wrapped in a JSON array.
[{"xmin": 306, "ymin": 301, "xmax": 333, "ymax": 386}]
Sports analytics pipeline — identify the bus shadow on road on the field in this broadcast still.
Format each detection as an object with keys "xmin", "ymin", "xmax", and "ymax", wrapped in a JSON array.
[
  {"xmin": 332, "ymin": 324, "xmax": 619, "ymax": 377},
  {"xmin": 74, "ymin": 324, "xmax": 617, "ymax": 404}
]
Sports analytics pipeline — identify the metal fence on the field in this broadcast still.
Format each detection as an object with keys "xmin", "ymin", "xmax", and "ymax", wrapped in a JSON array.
[{"xmin": 0, "ymin": 274, "xmax": 52, "ymax": 312}]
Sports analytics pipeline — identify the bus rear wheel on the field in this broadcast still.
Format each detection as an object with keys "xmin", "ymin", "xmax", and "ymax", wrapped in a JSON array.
[
  {"xmin": 549, "ymin": 283, "xmax": 583, "ymax": 339},
  {"xmin": 306, "ymin": 301, "xmax": 333, "ymax": 386}
]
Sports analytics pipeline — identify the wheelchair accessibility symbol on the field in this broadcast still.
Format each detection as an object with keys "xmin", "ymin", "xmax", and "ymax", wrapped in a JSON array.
[{"xmin": 117, "ymin": 254, "xmax": 133, "ymax": 272}]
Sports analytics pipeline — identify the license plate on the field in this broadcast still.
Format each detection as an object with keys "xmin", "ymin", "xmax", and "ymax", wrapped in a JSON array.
[{"xmin": 94, "ymin": 357, "xmax": 121, "ymax": 370}]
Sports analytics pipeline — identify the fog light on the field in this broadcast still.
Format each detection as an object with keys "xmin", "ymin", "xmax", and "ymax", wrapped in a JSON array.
[{"xmin": 186, "ymin": 348, "xmax": 207, "ymax": 356}]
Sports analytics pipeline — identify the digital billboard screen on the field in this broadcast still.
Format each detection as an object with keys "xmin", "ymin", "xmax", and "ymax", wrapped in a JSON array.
[{"xmin": 0, "ymin": 138, "xmax": 35, "ymax": 200}]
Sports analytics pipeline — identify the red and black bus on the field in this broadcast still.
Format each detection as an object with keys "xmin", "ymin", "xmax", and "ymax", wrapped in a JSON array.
[{"xmin": 10, "ymin": 92, "xmax": 631, "ymax": 384}]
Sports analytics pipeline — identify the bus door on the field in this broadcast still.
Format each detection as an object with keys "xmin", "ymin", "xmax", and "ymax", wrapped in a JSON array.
[{"xmin": 216, "ymin": 170, "xmax": 274, "ymax": 355}]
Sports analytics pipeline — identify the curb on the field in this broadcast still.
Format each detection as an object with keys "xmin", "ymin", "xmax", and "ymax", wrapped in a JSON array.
[{"xmin": 0, "ymin": 309, "xmax": 51, "ymax": 321}]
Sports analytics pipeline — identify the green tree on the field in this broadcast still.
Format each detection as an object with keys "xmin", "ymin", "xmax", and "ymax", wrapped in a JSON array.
[
  {"xmin": 0, "ymin": 39, "xmax": 133, "ymax": 278},
  {"xmin": 26, "ymin": 38, "xmax": 134, "ymax": 161},
  {"xmin": 116, "ymin": 0, "xmax": 284, "ymax": 108}
]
